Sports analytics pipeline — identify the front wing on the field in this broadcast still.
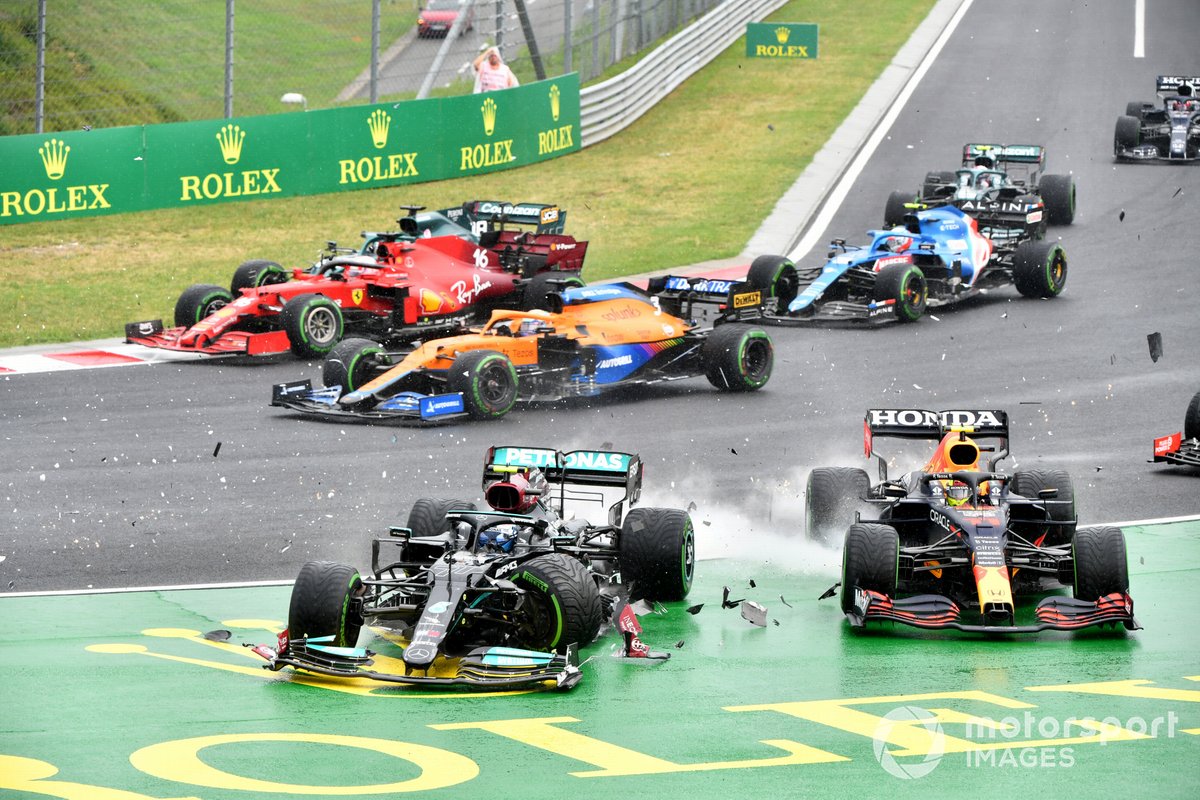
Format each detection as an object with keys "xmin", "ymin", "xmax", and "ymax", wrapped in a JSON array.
[
  {"xmin": 270, "ymin": 380, "xmax": 468, "ymax": 422},
  {"xmin": 251, "ymin": 636, "xmax": 582, "ymax": 690},
  {"xmin": 761, "ymin": 299, "xmax": 899, "ymax": 327},
  {"xmin": 126, "ymin": 320, "xmax": 291, "ymax": 357},
  {"xmin": 846, "ymin": 589, "xmax": 1139, "ymax": 633},
  {"xmin": 1152, "ymin": 432, "xmax": 1200, "ymax": 467}
]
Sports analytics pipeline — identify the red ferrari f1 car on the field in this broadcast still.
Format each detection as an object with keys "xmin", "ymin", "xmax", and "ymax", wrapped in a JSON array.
[
  {"xmin": 124, "ymin": 201, "xmax": 586, "ymax": 359},
  {"xmin": 808, "ymin": 409, "xmax": 1137, "ymax": 634}
]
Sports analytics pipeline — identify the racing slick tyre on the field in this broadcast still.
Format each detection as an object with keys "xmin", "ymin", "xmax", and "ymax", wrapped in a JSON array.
[
  {"xmin": 174, "ymin": 284, "xmax": 233, "ymax": 328},
  {"xmin": 1039, "ymin": 174, "xmax": 1076, "ymax": 225},
  {"xmin": 281, "ymin": 294, "xmax": 345, "ymax": 358},
  {"xmin": 230, "ymin": 259, "xmax": 288, "ymax": 295},
  {"xmin": 1011, "ymin": 469, "xmax": 1077, "ymax": 545},
  {"xmin": 805, "ymin": 467, "xmax": 871, "ymax": 545},
  {"xmin": 447, "ymin": 350, "xmax": 519, "ymax": 419},
  {"xmin": 840, "ymin": 523, "xmax": 899, "ymax": 614},
  {"xmin": 1012, "ymin": 240, "xmax": 1067, "ymax": 298},
  {"xmin": 522, "ymin": 270, "xmax": 585, "ymax": 311},
  {"xmin": 747, "ymin": 254, "xmax": 800, "ymax": 311},
  {"xmin": 406, "ymin": 498, "xmax": 478, "ymax": 538},
  {"xmin": 619, "ymin": 507, "xmax": 696, "ymax": 602},
  {"xmin": 872, "ymin": 263, "xmax": 926, "ymax": 322},
  {"xmin": 323, "ymin": 337, "xmax": 391, "ymax": 394},
  {"xmin": 921, "ymin": 170, "xmax": 956, "ymax": 197},
  {"xmin": 1114, "ymin": 115, "xmax": 1141, "ymax": 155},
  {"xmin": 1184, "ymin": 390, "xmax": 1200, "ymax": 441},
  {"xmin": 1124, "ymin": 101, "xmax": 1146, "ymax": 119},
  {"xmin": 702, "ymin": 324, "xmax": 773, "ymax": 392},
  {"xmin": 1072, "ymin": 526, "xmax": 1129, "ymax": 601},
  {"xmin": 512, "ymin": 553, "xmax": 603, "ymax": 652},
  {"xmin": 288, "ymin": 561, "xmax": 364, "ymax": 647},
  {"xmin": 884, "ymin": 191, "xmax": 918, "ymax": 227}
]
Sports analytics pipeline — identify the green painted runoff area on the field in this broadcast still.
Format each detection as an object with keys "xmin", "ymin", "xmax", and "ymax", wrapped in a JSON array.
[{"xmin": 1, "ymin": 520, "xmax": 1198, "ymax": 799}]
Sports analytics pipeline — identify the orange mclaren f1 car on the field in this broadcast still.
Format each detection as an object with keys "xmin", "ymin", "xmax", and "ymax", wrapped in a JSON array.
[
  {"xmin": 807, "ymin": 409, "xmax": 1137, "ymax": 634},
  {"xmin": 270, "ymin": 276, "xmax": 773, "ymax": 422}
]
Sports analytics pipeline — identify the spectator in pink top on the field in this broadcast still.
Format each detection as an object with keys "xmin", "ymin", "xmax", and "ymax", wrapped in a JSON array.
[{"xmin": 473, "ymin": 46, "xmax": 519, "ymax": 93}]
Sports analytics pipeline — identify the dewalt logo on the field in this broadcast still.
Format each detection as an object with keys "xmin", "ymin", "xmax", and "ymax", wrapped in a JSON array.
[
  {"xmin": 179, "ymin": 124, "xmax": 282, "ymax": 202},
  {"xmin": 0, "ymin": 138, "xmax": 111, "ymax": 218}
]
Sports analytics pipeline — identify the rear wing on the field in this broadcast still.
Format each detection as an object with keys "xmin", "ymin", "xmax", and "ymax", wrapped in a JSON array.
[
  {"xmin": 443, "ymin": 201, "xmax": 567, "ymax": 235},
  {"xmin": 1156, "ymin": 75, "xmax": 1200, "ymax": 96},
  {"xmin": 864, "ymin": 409, "xmax": 1010, "ymax": 477},
  {"xmin": 646, "ymin": 275, "xmax": 766, "ymax": 322},
  {"xmin": 485, "ymin": 445, "xmax": 643, "ymax": 493},
  {"xmin": 961, "ymin": 143, "xmax": 1045, "ymax": 166}
]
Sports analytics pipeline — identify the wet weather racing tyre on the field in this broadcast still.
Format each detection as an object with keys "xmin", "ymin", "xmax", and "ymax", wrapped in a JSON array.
[
  {"xmin": 1072, "ymin": 526, "xmax": 1129, "ymax": 601},
  {"xmin": 406, "ymin": 498, "xmax": 478, "ymax": 538},
  {"xmin": 523, "ymin": 271, "xmax": 584, "ymax": 311},
  {"xmin": 323, "ymin": 338, "xmax": 390, "ymax": 394},
  {"xmin": 921, "ymin": 170, "xmax": 956, "ymax": 197},
  {"xmin": 1114, "ymin": 115, "xmax": 1141, "ymax": 155},
  {"xmin": 702, "ymin": 324, "xmax": 773, "ymax": 391},
  {"xmin": 1011, "ymin": 469, "xmax": 1077, "ymax": 545},
  {"xmin": 288, "ymin": 561, "xmax": 364, "ymax": 647},
  {"xmin": 884, "ymin": 191, "xmax": 917, "ymax": 227},
  {"xmin": 619, "ymin": 507, "xmax": 695, "ymax": 602},
  {"xmin": 281, "ymin": 294, "xmax": 344, "ymax": 358},
  {"xmin": 873, "ymin": 263, "xmax": 926, "ymax": 322},
  {"xmin": 840, "ymin": 523, "xmax": 899, "ymax": 614},
  {"xmin": 1184, "ymin": 390, "xmax": 1200, "ymax": 441},
  {"xmin": 746, "ymin": 254, "xmax": 799, "ymax": 311},
  {"xmin": 174, "ymin": 284, "xmax": 232, "ymax": 328},
  {"xmin": 447, "ymin": 350, "xmax": 519, "ymax": 419},
  {"xmin": 1124, "ymin": 101, "xmax": 1146, "ymax": 118},
  {"xmin": 1012, "ymin": 241, "xmax": 1067, "ymax": 298},
  {"xmin": 805, "ymin": 467, "xmax": 871, "ymax": 545},
  {"xmin": 230, "ymin": 259, "xmax": 288, "ymax": 295},
  {"xmin": 512, "ymin": 553, "xmax": 603, "ymax": 652},
  {"xmin": 1039, "ymin": 174, "xmax": 1076, "ymax": 225}
]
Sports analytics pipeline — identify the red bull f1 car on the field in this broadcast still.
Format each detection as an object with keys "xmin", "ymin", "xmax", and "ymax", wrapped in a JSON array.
[
  {"xmin": 251, "ymin": 445, "xmax": 695, "ymax": 690},
  {"xmin": 1115, "ymin": 76, "xmax": 1200, "ymax": 162},
  {"xmin": 747, "ymin": 204, "xmax": 1067, "ymax": 326},
  {"xmin": 125, "ymin": 201, "xmax": 586, "ymax": 359},
  {"xmin": 270, "ymin": 276, "xmax": 773, "ymax": 423},
  {"xmin": 1152, "ymin": 389, "xmax": 1200, "ymax": 469},
  {"xmin": 884, "ymin": 143, "xmax": 1076, "ymax": 233},
  {"xmin": 807, "ymin": 409, "xmax": 1137, "ymax": 634}
]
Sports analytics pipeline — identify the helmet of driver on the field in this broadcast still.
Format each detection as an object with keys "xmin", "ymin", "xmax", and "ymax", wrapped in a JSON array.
[{"xmin": 945, "ymin": 480, "xmax": 971, "ymax": 507}]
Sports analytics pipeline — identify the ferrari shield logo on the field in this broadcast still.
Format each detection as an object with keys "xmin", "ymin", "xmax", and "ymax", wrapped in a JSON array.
[
  {"xmin": 351, "ymin": 288, "xmax": 364, "ymax": 306},
  {"xmin": 419, "ymin": 288, "xmax": 444, "ymax": 314}
]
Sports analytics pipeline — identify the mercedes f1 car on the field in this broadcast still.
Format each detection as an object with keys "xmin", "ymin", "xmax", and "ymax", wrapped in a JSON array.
[
  {"xmin": 125, "ymin": 201, "xmax": 586, "ymax": 359},
  {"xmin": 806, "ymin": 409, "xmax": 1137, "ymax": 634},
  {"xmin": 270, "ymin": 276, "xmax": 773, "ymax": 422},
  {"xmin": 250, "ymin": 445, "xmax": 695, "ymax": 690},
  {"xmin": 884, "ymin": 143, "xmax": 1075, "ymax": 233},
  {"xmin": 1115, "ymin": 76, "xmax": 1200, "ymax": 162},
  {"xmin": 1152, "ymin": 389, "xmax": 1200, "ymax": 469},
  {"xmin": 747, "ymin": 204, "xmax": 1067, "ymax": 325}
]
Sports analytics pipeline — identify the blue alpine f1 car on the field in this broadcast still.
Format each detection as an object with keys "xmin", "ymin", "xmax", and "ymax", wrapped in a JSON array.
[{"xmin": 748, "ymin": 204, "xmax": 1067, "ymax": 325}]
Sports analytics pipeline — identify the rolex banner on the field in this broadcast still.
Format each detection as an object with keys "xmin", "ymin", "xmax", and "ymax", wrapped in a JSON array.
[
  {"xmin": 745, "ymin": 23, "xmax": 819, "ymax": 59},
  {"xmin": 0, "ymin": 75, "xmax": 581, "ymax": 226}
]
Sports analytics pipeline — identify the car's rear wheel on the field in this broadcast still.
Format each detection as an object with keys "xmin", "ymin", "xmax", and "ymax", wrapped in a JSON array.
[
  {"xmin": 1072, "ymin": 527, "xmax": 1129, "ymax": 601},
  {"xmin": 1039, "ymin": 174, "xmax": 1076, "ymax": 225},
  {"xmin": 523, "ymin": 270, "xmax": 584, "ymax": 311},
  {"xmin": 1124, "ymin": 101, "xmax": 1146, "ymax": 118},
  {"xmin": 174, "ymin": 284, "xmax": 232, "ymax": 328},
  {"xmin": 702, "ymin": 324, "xmax": 773, "ymax": 392},
  {"xmin": 406, "ymin": 498, "xmax": 478, "ymax": 538},
  {"xmin": 921, "ymin": 170, "xmax": 956, "ymax": 197},
  {"xmin": 873, "ymin": 263, "xmax": 926, "ymax": 322},
  {"xmin": 511, "ymin": 553, "xmax": 603, "ymax": 652},
  {"xmin": 805, "ymin": 467, "xmax": 871, "ymax": 545},
  {"xmin": 288, "ymin": 561, "xmax": 364, "ymax": 647},
  {"xmin": 281, "ymin": 295, "xmax": 344, "ymax": 358},
  {"xmin": 447, "ymin": 350, "xmax": 519, "ymax": 419},
  {"xmin": 1011, "ymin": 469, "xmax": 1077, "ymax": 545},
  {"xmin": 1012, "ymin": 241, "xmax": 1067, "ymax": 298},
  {"xmin": 231, "ymin": 259, "xmax": 288, "ymax": 295},
  {"xmin": 841, "ymin": 523, "xmax": 899, "ymax": 614},
  {"xmin": 884, "ymin": 190, "xmax": 918, "ymax": 227},
  {"xmin": 620, "ymin": 507, "xmax": 695, "ymax": 601},
  {"xmin": 323, "ymin": 337, "xmax": 390, "ymax": 394},
  {"xmin": 1184, "ymin": 390, "xmax": 1200, "ymax": 441},
  {"xmin": 1114, "ymin": 115, "xmax": 1141, "ymax": 155},
  {"xmin": 746, "ymin": 254, "xmax": 799, "ymax": 311}
]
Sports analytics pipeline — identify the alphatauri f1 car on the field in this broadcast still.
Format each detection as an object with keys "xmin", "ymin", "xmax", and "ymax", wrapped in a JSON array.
[
  {"xmin": 747, "ymin": 204, "xmax": 1067, "ymax": 325},
  {"xmin": 251, "ymin": 445, "xmax": 695, "ymax": 690},
  {"xmin": 1152, "ymin": 389, "xmax": 1200, "ymax": 469},
  {"xmin": 270, "ymin": 276, "xmax": 773, "ymax": 422},
  {"xmin": 125, "ymin": 201, "xmax": 585, "ymax": 359},
  {"xmin": 884, "ymin": 143, "xmax": 1075, "ymax": 233},
  {"xmin": 807, "ymin": 409, "xmax": 1137, "ymax": 634},
  {"xmin": 1115, "ymin": 75, "xmax": 1200, "ymax": 162}
]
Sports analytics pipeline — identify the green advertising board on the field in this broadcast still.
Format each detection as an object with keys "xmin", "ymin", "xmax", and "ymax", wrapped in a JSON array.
[
  {"xmin": 746, "ymin": 23, "xmax": 819, "ymax": 59},
  {"xmin": 0, "ymin": 75, "xmax": 581, "ymax": 226}
]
